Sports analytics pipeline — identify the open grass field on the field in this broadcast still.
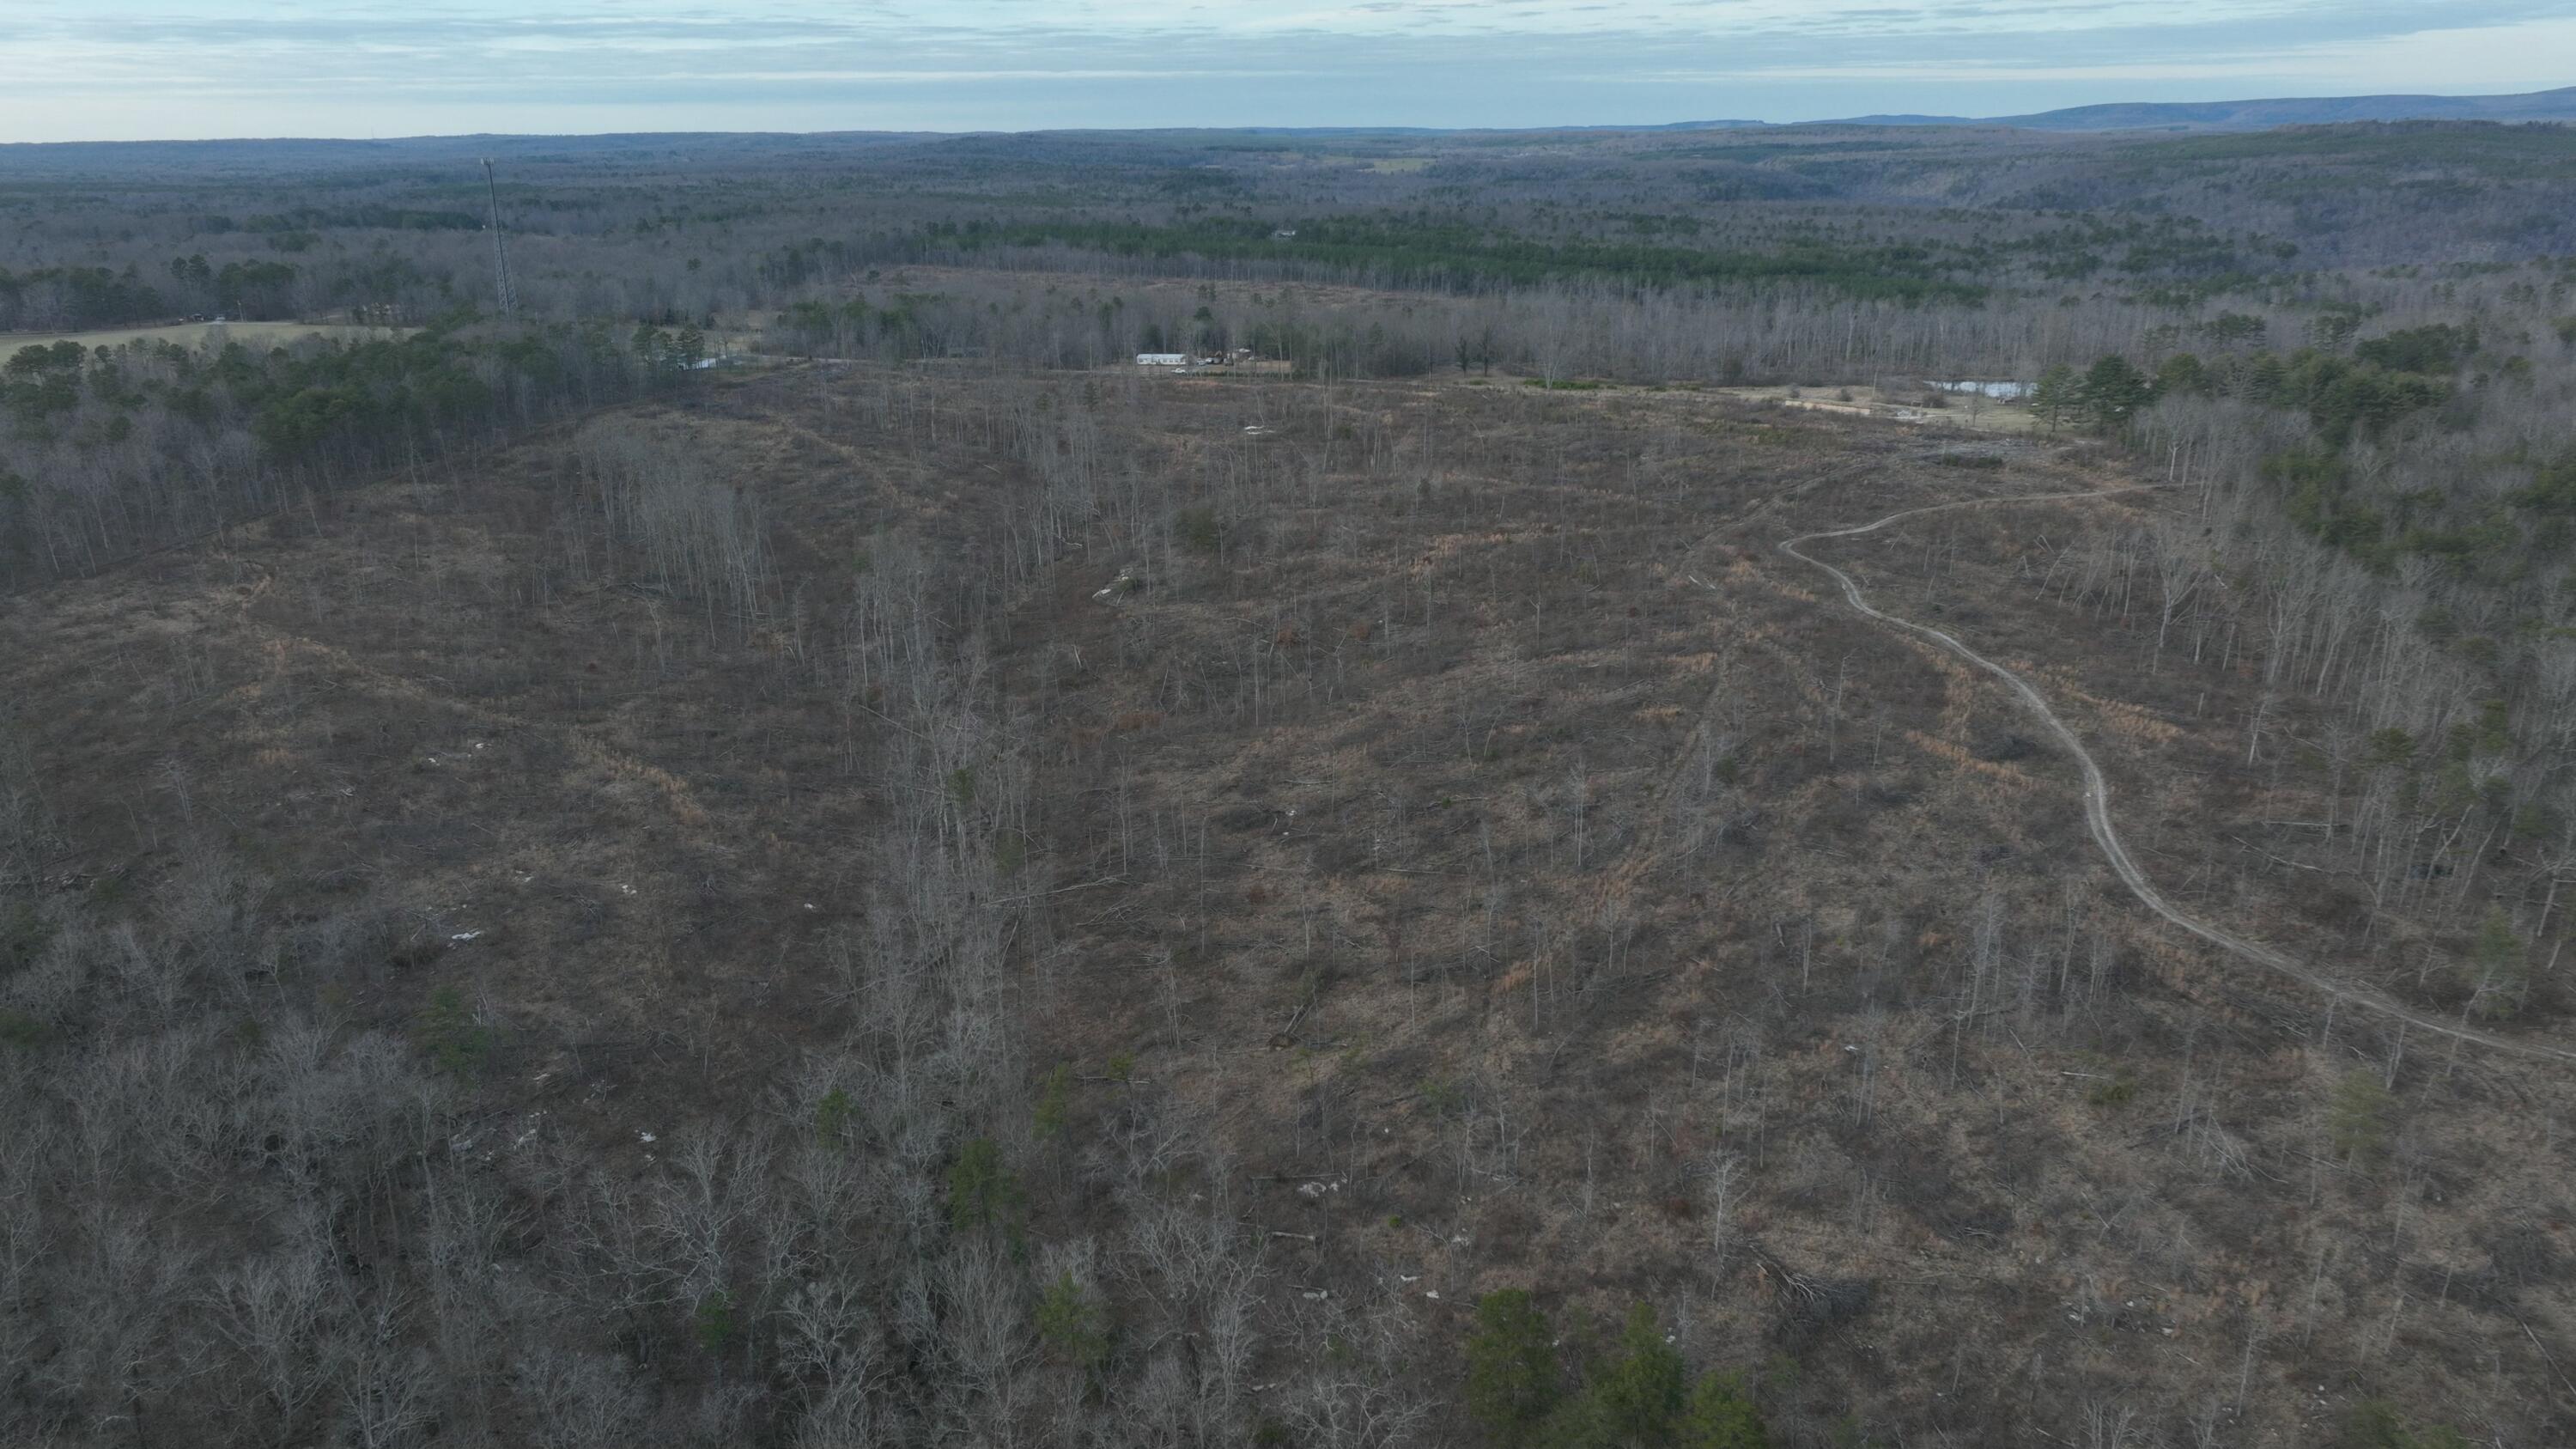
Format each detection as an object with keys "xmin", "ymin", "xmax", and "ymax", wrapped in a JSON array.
[{"xmin": 0, "ymin": 319, "xmax": 412, "ymax": 362}]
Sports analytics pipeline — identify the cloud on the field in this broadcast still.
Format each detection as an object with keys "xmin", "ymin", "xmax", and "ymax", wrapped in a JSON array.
[{"xmin": 0, "ymin": 0, "xmax": 2563, "ymax": 138}]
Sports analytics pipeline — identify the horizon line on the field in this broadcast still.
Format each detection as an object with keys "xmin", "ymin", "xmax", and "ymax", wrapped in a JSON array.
[{"xmin": 0, "ymin": 81, "xmax": 2569, "ymax": 150}]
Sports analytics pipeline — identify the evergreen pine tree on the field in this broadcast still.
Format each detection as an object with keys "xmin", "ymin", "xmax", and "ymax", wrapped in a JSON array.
[{"xmin": 1466, "ymin": 1290, "xmax": 1560, "ymax": 1447}]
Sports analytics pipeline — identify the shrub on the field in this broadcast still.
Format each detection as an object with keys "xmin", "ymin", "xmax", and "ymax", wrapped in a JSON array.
[
  {"xmin": 815, "ymin": 1087, "xmax": 856, "ymax": 1148},
  {"xmin": 693, "ymin": 1288, "xmax": 738, "ymax": 1355},
  {"xmin": 1033, "ymin": 1062, "xmax": 1073, "ymax": 1140},
  {"xmin": 2337, "ymin": 1399, "xmax": 2472, "ymax": 1449},
  {"xmin": 418, "ymin": 985, "xmax": 495, "ymax": 1077},
  {"xmin": 2366, "ymin": 728, "xmax": 2415, "ymax": 769},
  {"xmin": 1465, "ymin": 1289, "xmax": 1559, "ymax": 1446},
  {"xmin": 2087, "ymin": 1070, "xmax": 2138, "ymax": 1107},
  {"xmin": 1036, "ymin": 1270, "xmax": 1112, "ymax": 1370},
  {"xmin": 0, "ymin": 901, "xmax": 52, "ymax": 972},
  {"xmin": 1680, "ymin": 1371, "xmax": 1771, "ymax": 1449},
  {"xmin": 2512, "ymin": 454, "xmax": 2576, "ymax": 514},
  {"xmin": 947, "ymin": 1137, "xmax": 1024, "ymax": 1234},
  {"xmin": 1589, "ymin": 1303, "xmax": 1687, "ymax": 1446},
  {"xmin": 2330, "ymin": 1069, "xmax": 2395, "ymax": 1165},
  {"xmin": 2470, "ymin": 907, "xmax": 2528, "ymax": 1020},
  {"xmin": 2081, "ymin": 355, "xmax": 2153, "ymax": 430},
  {"xmin": 2354, "ymin": 324, "xmax": 2475, "ymax": 374},
  {"xmin": 2030, "ymin": 364, "xmax": 2080, "ymax": 432}
]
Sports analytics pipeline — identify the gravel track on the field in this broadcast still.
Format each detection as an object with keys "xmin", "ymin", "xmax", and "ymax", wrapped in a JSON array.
[{"xmin": 1783, "ymin": 486, "xmax": 2576, "ymax": 1066}]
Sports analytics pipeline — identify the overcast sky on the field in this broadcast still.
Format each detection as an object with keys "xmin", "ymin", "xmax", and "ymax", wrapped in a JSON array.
[{"xmin": 0, "ymin": 0, "xmax": 2566, "ymax": 142}]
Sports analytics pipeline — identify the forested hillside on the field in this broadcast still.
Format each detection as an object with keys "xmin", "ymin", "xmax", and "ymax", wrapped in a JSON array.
[{"xmin": 5, "ymin": 119, "xmax": 2576, "ymax": 1448}]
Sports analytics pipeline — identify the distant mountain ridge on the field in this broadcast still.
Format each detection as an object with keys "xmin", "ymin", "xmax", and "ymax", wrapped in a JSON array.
[
  {"xmin": 1, "ymin": 87, "xmax": 2568, "ymax": 157},
  {"xmin": 1829, "ymin": 85, "xmax": 2576, "ymax": 132}
]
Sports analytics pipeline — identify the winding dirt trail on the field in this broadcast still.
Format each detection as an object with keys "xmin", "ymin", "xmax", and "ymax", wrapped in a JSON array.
[{"xmin": 1783, "ymin": 486, "xmax": 2576, "ymax": 1066}]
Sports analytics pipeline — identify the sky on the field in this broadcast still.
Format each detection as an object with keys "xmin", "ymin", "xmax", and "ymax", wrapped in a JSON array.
[{"xmin": 0, "ymin": 0, "xmax": 2567, "ymax": 142}]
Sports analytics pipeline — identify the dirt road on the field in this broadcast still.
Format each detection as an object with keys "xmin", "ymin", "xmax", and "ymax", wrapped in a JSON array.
[{"xmin": 1783, "ymin": 487, "xmax": 2576, "ymax": 1066}]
